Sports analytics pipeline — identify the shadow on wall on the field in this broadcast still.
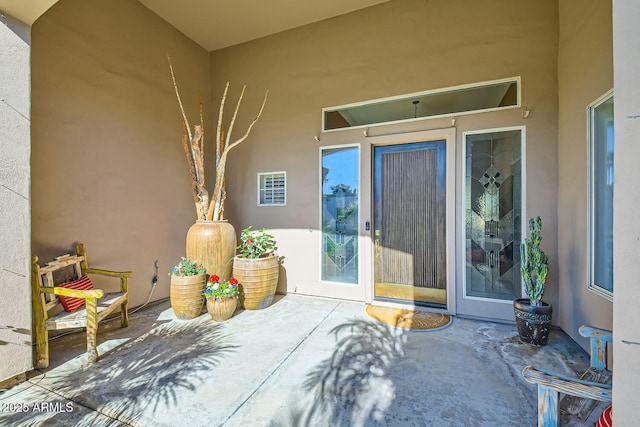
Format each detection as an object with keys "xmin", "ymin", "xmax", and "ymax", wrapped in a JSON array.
[
  {"xmin": 275, "ymin": 319, "xmax": 406, "ymax": 427},
  {"xmin": 277, "ymin": 257, "xmax": 287, "ymax": 294},
  {"xmin": 0, "ymin": 325, "xmax": 31, "ymax": 347}
]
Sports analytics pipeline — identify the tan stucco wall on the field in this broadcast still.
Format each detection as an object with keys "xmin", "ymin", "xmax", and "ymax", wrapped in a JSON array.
[
  {"xmin": 557, "ymin": 0, "xmax": 613, "ymax": 352},
  {"xmin": 0, "ymin": 13, "xmax": 33, "ymax": 383},
  {"xmin": 613, "ymin": 0, "xmax": 640, "ymax": 420},
  {"xmin": 209, "ymin": 0, "xmax": 560, "ymax": 312},
  {"xmin": 31, "ymin": 0, "xmax": 211, "ymax": 307}
]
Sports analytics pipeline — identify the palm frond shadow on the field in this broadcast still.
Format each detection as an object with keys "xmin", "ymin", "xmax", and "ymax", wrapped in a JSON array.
[
  {"xmin": 280, "ymin": 318, "xmax": 406, "ymax": 427},
  {"xmin": 46, "ymin": 318, "xmax": 238, "ymax": 420}
]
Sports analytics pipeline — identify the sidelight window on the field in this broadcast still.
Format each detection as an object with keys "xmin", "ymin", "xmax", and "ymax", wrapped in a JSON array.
[{"xmin": 588, "ymin": 90, "xmax": 614, "ymax": 299}]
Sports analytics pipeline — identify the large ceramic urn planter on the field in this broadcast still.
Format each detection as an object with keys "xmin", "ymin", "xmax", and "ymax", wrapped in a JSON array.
[
  {"xmin": 513, "ymin": 298, "xmax": 553, "ymax": 346},
  {"xmin": 170, "ymin": 274, "xmax": 206, "ymax": 320},
  {"xmin": 206, "ymin": 296, "xmax": 237, "ymax": 321},
  {"xmin": 233, "ymin": 255, "xmax": 279, "ymax": 310},
  {"xmin": 186, "ymin": 220, "xmax": 236, "ymax": 281}
]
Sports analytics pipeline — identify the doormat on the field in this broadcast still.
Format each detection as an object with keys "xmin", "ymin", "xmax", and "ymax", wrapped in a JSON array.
[{"xmin": 365, "ymin": 305, "xmax": 452, "ymax": 331}]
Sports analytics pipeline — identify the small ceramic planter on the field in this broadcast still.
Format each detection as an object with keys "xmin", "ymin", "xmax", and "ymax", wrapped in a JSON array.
[{"xmin": 206, "ymin": 296, "xmax": 237, "ymax": 321}]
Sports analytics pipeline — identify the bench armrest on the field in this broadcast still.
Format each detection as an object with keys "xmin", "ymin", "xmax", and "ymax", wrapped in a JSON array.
[
  {"xmin": 86, "ymin": 268, "xmax": 132, "ymax": 293},
  {"xmin": 579, "ymin": 325, "xmax": 612, "ymax": 341},
  {"xmin": 44, "ymin": 286, "xmax": 105, "ymax": 299},
  {"xmin": 86, "ymin": 268, "xmax": 133, "ymax": 278},
  {"xmin": 579, "ymin": 325, "xmax": 612, "ymax": 370},
  {"xmin": 522, "ymin": 366, "xmax": 612, "ymax": 402}
]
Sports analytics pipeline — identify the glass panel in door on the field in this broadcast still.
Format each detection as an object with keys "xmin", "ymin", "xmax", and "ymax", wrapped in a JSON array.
[
  {"xmin": 321, "ymin": 146, "xmax": 359, "ymax": 283},
  {"xmin": 464, "ymin": 129, "xmax": 522, "ymax": 301}
]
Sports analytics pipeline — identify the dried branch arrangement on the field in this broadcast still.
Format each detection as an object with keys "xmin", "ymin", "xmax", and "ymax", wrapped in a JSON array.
[{"xmin": 169, "ymin": 56, "xmax": 268, "ymax": 221}]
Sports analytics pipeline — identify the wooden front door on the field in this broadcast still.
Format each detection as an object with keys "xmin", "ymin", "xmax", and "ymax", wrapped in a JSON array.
[{"xmin": 373, "ymin": 141, "xmax": 447, "ymax": 307}]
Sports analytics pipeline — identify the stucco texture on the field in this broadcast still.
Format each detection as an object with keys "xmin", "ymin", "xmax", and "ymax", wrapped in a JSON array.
[
  {"xmin": 209, "ymin": 0, "xmax": 560, "ymax": 312},
  {"xmin": 613, "ymin": 0, "xmax": 640, "ymax": 421},
  {"xmin": 0, "ymin": 13, "xmax": 33, "ymax": 382},
  {"xmin": 31, "ymin": 0, "xmax": 211, "ymax": 307},
  {"xmin": 557, "ymin": 0, "xmax": 613, "ymax": 352}
]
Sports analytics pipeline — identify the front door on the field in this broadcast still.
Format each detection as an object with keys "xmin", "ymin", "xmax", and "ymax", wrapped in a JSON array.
[{"xmin": 373, "ymin": 141, "xmax": 448, "ymax": 307}]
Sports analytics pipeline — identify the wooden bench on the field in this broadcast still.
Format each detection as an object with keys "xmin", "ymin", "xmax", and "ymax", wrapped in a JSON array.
[
  {"xmin": 31, "ymin": 243, "xmax": 132, "ymax": 368},
  {"xmin": 522, "ymin": 325, "xmax": 612, "ymax": 426}
]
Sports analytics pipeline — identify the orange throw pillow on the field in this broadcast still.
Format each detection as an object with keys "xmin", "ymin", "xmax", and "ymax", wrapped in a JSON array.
[{"xmin": 58, "ymin": 275, "xmax": 93, "ymax": 312}]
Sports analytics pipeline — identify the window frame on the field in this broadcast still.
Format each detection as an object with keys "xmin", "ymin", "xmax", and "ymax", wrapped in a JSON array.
[
  {"xmin": 319, "ymin": 144, "xmax": 361, "ymax": 285},
  {"xmin": 257, "ymin": 171, "xmax": 286, "ymax": 207},
  {"xmin": 587, "ymin": 89, "xmax": 614, "ymax": 301},
  {"xmin": 322, "ymin": 77, "xmax": 521, "ymax": 133}
]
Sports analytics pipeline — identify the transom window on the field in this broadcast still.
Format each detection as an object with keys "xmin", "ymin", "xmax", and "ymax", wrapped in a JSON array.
[{"xmin": 322, "ymin": 77, "xmax": 520, "ymax": 132}]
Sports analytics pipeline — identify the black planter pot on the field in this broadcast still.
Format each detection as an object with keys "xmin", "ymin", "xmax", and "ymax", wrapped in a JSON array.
[{"xmin": 513, "ymin": 298, "xmax": 553, "ymax": 346}]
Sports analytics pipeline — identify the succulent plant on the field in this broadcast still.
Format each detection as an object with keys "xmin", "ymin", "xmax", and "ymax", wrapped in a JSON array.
[{"xmin": 520, "ymin": 216, "xmax": 549, "ymax": 306}]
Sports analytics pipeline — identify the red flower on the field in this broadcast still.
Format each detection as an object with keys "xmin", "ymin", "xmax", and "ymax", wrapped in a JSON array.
[
  {"xmin": 209, "ymin": 274, "xmax": 220, "ymax": 283},
  {"xmin": 229, "ymin": 277, "xmax": 239, "ymax": 285},
  {"xmin": 245, "ymin": 238, "xmax": 253, "ymax": 244}
]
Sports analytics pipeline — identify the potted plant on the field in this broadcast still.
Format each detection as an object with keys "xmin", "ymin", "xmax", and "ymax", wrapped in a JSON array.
[
  {"xmin": 514, "ymin": 216, "xmax": 552, "ymax": 345},
  {"xmin": 169, "ymin": 257, "xmax": 206, "ymax": 320},
  {"xmin": 203, "ymin": 274, "xmax": 240, "ymax": 321},
  {"xmin": 232, "ymin": 226, "xmax": 279, "ymax": 310}
]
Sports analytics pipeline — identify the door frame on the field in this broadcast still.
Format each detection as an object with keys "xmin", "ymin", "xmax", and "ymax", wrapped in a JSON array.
[
  {"xmin": 365, "ymin": 128, "xmax": 457, "ymax": 315},
  {"xmin": 457, "ymin": 126, "xmax": 527, "ymax": 321}
]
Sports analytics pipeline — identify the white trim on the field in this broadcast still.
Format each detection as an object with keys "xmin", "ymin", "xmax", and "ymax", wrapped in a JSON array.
[
  {"xmin": 587, "ymin": 89, "xmax": 614, "ymax": 301},
  {"xmin": 319, "ymin": 143, "xmax": 362, "ymax": 286},
  {"xmin": 257, "ymin": 171, "xmax": 286, "ymax": 206},
  {"xmin": 368, "ymin": 128, "xmax": 457, "ymax": 315},
  {"xmin": 322, "ymin": 77, "xmax": 521, "ymax": 133},
  {"xmin": 460, "ymin": 126, "xmax": 527, "ymax": 304}
]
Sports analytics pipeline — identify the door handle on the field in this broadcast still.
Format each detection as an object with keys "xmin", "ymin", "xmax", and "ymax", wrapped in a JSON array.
[{"xmin": 374, "ymin": 229, "xmax": 381, "ymax": 259}]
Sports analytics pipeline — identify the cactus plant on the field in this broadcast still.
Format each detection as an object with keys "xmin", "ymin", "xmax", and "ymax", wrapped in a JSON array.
[{"xmin": 520, "ymin": 216, "xmax": 548, "ymax": 306}]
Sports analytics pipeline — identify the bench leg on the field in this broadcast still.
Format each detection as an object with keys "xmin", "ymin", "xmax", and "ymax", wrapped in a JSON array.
[
  {"xmin": 538, "ymin": 385, "xmax": 559, "ymax": 427},
  {"xmin": 121, "ymin": 300, "xmax": 129, "ymax": 328},
  {"xmin": 34, "ymin": 327, "xmax": 49, "ymax": 369},
  {"xmin": 86, "ymin": 298, "xmax": 99, "ymax": 362}
]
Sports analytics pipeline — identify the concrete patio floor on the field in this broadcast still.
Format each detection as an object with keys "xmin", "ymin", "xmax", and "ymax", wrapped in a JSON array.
[{"xmin": 0, "ymin": 294, "xmax": 605, "ymax": 426}]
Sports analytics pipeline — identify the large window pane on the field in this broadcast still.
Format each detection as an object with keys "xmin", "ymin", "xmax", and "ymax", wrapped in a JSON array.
[
  {"xmin": 321, "ymin": 146, "xmax": 359, "ymax": 283},
  {"xmin": 589, "ymin": 92, "xmax": 614, "ymax": 297}
]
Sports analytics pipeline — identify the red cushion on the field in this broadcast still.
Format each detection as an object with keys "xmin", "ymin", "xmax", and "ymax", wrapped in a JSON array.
[
  {"xmin": 597, "ymin": 404, "xmax": 612, "ymax": 427},
  {"xmin": 58, "ymin": 275, "xmax": 94, "ymax": 312}
]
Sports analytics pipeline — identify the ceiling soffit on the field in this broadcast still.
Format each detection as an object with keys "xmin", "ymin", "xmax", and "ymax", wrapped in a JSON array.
[{"xmin": 138, "ymin": 0, "xmax": 389, "ymax": 51}]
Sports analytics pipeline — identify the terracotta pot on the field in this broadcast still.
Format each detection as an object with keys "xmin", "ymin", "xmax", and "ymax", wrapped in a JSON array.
[
  {"xmin": 170, "ymin": 274, "xmax": 206, "ymax": 320},
  {"xmin": 233, "ymin": 255, "xmax": 279, "ymax": 310},
  {"xmin": 186, "ymin": 220, "xmax": 236, "ymax": 281},
  {"xmin": 206, "ymin": 296, "xmax": 237, "ymax": 321},
  {"xmin": 513, "ymin": 298, "xmax": 553, "ymax": 346}
]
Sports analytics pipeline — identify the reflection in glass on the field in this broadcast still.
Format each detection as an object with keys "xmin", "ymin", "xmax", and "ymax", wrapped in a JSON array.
[
  {"xmin": 465, "ymin": 130, "xmax": 522, "ymax": 300},
  {"xmin": 591, "ymin": 95, "xmax": 614, "ymax": 293},
  {"xmin": 322, "ymin": 147, "xmax": 359, "ymax": 283}
]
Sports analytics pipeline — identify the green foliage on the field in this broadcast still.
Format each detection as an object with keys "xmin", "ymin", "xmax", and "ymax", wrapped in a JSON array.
[
  {"xmin": 237, "ymin": 226, "xmax": 277, "ymax": 259},
  {"xmin": 520, "ymin": 217, "xmax": 549, "ymax": 306},
  {"xmin": 170, "ymin": 257, "xmax": 206, "ymax": 276},
  {"xmin": 203, "ymin": 275, "xmax": 240, "ymax": 299}
]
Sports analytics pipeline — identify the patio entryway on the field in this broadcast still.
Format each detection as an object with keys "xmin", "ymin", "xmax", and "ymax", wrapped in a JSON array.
[{"xmin": 1, "ymin": 295, "xmax": 603, "ymax": 426}]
